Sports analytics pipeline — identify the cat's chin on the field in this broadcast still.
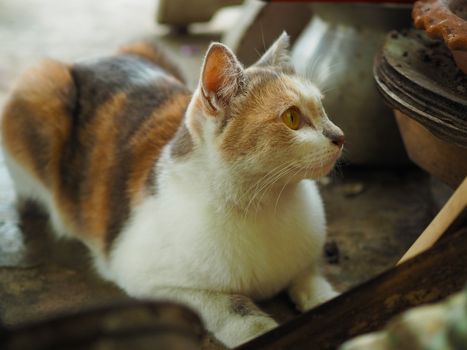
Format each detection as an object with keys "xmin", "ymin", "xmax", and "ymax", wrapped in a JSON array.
[
  {"xmin": 297, "ymin": 155, "xmax": 339, "ymax": 180},
  {"xmin": 318, "ymin": 157, "xmax": 339, "ymax": 177}
]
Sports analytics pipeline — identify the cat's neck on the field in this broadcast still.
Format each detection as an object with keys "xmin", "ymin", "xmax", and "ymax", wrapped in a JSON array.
[
  {"xmin": 223, "ymin": 173, "xmax": 301, "ymax": 218},
  {"xmin": 161, "ymin": 141, "xmax": 302, "ymax": 217}
]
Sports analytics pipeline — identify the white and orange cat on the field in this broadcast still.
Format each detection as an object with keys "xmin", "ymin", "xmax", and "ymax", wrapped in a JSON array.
[{"xmin": 1, "ymin": 33, "xmax": 344, "ymax": 347}]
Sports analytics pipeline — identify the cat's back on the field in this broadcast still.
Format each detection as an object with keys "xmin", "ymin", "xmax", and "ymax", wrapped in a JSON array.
[{"xmin": 1, "ymin": 42, "xmax": 191, "ymax": 251}]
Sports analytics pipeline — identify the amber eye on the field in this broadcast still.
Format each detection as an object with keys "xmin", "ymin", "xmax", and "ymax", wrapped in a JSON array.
[{"xmin": 281, "ymin": 107, "xmax": 302, "ymax": 130}]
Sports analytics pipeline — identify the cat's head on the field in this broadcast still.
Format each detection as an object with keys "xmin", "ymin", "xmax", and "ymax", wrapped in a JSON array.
[{"xmin": 185, "ymin": 32, "xmax": 344, "ymax": 181}]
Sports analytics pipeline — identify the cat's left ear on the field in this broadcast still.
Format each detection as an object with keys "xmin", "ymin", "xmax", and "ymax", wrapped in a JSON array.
[
  {"xmin": 200, "ymin": 43, "xmax": 245, "ymax": 114},
  {"xmin": 253, "ymin": 31, "xmax": 294, "ymax": 72}
]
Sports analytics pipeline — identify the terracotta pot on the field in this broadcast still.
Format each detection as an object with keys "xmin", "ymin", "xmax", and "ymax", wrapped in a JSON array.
[
  {"xmin": 452, "ymin": 50, "xmax": 467, "ymax": 75},
  {"xmin": 374, "ymin": 29, "xmax": 467, "ymax": 188},
  {"xmin": 413, "ymin": 0, "xmax": 467, "ymax": 74},
  {"xmin": 395, "ymin": 111, "xmax": 467, "ymax": 188}
]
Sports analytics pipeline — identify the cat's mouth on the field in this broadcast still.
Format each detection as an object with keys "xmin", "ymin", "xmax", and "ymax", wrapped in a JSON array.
[{"xmin": 287, "ymin": 155, "xmax": 339, "ymax": 179}]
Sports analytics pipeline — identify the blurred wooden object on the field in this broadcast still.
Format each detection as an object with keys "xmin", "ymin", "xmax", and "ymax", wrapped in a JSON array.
[
  {"xmin": 398, "ymin": 177, "xmax": 467, "ymax": 264},
  {"xmin": 237, "ymin": 228, "xmax": 467, "ymax": 350},
  {"xmin": 0, "ymin": 301, "xmax": 205, "ymax": 350},
  {"xmin": 157, "ymin": 0, "xmax": 242, "ymax": 28},
  {"xmin": 340, "ymin": 287, "xmax": 467, "ymax": 350}
]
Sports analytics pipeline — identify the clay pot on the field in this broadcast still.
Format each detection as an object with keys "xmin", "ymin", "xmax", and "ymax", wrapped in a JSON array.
[
  {"xmin": 394, "ymin": 111, "xmax": 467, "ymax": 188},
  {"xmin": 374, "ymin": 29, "xmax": 467, "ymax": 188},
  {"xmin": 413, "ymin": 0, "xmax": 467, "ymax": 74}
]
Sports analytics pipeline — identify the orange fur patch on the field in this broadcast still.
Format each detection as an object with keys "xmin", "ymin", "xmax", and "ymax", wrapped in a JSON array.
[
  {"xmin": 1, "ymin": 59, "xmax": 74, "ymax": 184},
  {"xmin": 220, "ymin": 74, "xmax": 299, "ymax": 160},
  {"xmin": 127, "ymin": 92, "xmax": 190, "ymax": 204},
  {"xmin": 2, "ymin": 54, "xmax": 191, "ymax": 252},
  {"xmin": 77, "ymin": 93, "xmax": 127, "ymax": 241}
]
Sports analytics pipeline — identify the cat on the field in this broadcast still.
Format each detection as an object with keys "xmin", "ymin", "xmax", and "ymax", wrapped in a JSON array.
[{"xmin": 1, "ymin": 32, "xmax": 344, "ymax": 348}]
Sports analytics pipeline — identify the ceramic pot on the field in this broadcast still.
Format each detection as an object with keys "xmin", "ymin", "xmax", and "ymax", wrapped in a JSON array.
[
  {"xmin": 374, "ymin": 29, "xmax": 467, "ymax": 188},
  {"xmin": 394, "ymin": 111, "xmax": 467, "ymax": 188},
  {"xmin": 292, "ymin": 4, "xmax": 412, "ymax": 165},
  {"xmin": 413, "ymin": 0, "xmax": 467, "ymax": 74}
]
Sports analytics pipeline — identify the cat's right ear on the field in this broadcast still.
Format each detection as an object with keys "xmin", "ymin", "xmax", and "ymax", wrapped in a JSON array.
[
  {"xmin": 253, "ymin": 32, "xmax": 294, "ymax": 73},
  {"xmin": 199, "ymin": 43, "xmax": 245, "ymax": 114}
]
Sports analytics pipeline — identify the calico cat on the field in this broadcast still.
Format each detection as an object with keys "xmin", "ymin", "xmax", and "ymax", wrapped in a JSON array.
[{"xmin": 1, "ymin": 33, "xmax": 344, "ymax": 347}]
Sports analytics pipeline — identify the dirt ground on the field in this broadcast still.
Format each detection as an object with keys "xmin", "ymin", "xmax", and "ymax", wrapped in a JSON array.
[{"xmin": 0, "ymin": 1, "xmax": 451, "ymax": 348}]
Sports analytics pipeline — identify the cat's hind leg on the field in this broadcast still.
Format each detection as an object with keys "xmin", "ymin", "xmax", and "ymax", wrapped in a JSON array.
[
  {"xmin": 0, "ymin": 203, "xmax": 25, "ymax": 266},
  {"xmin": 148, "ymin": 287, "xmax": 277, "ymax": 348},
  {"xmin": 2, "ymin": 151, "xmax": 70, "ymax": 239},
  {"xmin": 0, "ymin": 157, "xmax": 30, "ymax": 264}
]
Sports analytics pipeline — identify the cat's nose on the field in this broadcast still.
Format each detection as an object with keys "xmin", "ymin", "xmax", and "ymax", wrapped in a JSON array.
[
  {"xmin": 331, "ymin": 132, "xmax": 345, "ymax": 148},
  {"xmin": 323, "ymin": 124, "xmax": 345, "ymax": 148}
]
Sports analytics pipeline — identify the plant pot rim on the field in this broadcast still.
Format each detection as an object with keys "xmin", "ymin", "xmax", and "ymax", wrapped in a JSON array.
[{"xmin": 374, "ymin": 29, "xmax": 467, "ymax": 149}]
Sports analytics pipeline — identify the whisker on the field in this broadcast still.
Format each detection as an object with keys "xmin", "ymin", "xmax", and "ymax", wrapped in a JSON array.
[
  {"xmin": 260, "ymin": 25, "xmax": 266, "ymax": 52},
  {"xmin": 241, "ymin": 161, "xmax": 296, "ymax": 221},
  {"xmin": 273, "ymin": 165, "xmax": 303, "ymax": 215},
  {"xmin": 253, "ymin": 163, "xmax": 296, "ymax": 220},
  {"xmin": 251, "ymin": 162, "xmax": 299, "ymax": 219}
]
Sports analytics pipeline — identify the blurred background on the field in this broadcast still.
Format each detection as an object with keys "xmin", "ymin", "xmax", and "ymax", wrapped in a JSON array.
[{"xmin": 0, "ymin": 0, "xmax": 466, "ymax": 349}]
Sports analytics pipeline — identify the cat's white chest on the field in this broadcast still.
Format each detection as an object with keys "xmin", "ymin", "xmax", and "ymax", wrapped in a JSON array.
[{"xmin": 109, "ymin": 179, "xmax": 326, "ymax": 300}]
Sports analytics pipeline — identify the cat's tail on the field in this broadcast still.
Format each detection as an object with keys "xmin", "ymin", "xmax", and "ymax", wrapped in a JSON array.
[{"xmin": 119, "ymin": 40, "xmax": 185, "ymax": 83}]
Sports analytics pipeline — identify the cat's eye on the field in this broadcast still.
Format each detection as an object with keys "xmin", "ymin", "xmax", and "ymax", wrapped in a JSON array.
[{"xmin": 281, "ymin": 107, "xmax": 302, "ymax": 130}]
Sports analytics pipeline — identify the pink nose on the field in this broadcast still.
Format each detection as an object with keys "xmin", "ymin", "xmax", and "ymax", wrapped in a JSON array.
[
  {"xmin": 324, "ymin": 126, "xmax": 345, "ymax": 148},
  {"xmin": 331, "ymin": 133, "xmax": 345, "ymax": 148}
]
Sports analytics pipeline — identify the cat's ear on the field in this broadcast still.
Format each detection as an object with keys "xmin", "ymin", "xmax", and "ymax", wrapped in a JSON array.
[
  {"xmin": 199, "ymin": 43, "xmax": 245, "ymax": 113},
  {"xmin": 253, "ymin": 32, "xmax": 294, "ymax": 72}
]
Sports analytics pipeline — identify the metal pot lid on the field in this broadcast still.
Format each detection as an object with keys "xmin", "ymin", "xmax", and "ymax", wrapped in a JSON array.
[{"xmin": 374, "ymin": 29, "xmax": 467, "ymax": 148}]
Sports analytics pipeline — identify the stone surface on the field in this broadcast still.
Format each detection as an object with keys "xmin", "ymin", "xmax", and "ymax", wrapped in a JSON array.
[{"xmin": 0, "ymin": 1, "xmax": 444, "ymax": 349}]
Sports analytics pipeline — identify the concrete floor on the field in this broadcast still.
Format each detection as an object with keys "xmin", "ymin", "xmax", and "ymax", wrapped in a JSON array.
[{"xmin": 0, "ymin": 0, "xmax": 449, "ymax": 348}]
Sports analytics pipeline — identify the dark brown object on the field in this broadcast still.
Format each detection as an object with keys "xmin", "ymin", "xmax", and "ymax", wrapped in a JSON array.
[
  {"xmin": 237, "ymin": 228, "xmax": 467, "ymax": 350},
  {"xmin": 224, "ymin": 2, "xmax": 312, "ymax": 67},
  {"xmin": 324, "ymin": 240, "xmax": 340, "ymax": 264},
  {"xmin": 0, "ymin": 301, "xmax": 205, "ymax": 350}
]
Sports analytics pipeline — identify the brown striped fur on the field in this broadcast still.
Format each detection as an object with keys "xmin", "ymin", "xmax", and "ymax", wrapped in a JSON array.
[{"xmin": 1, "ymin": 44, "xmax": 191, "ymax": 251}]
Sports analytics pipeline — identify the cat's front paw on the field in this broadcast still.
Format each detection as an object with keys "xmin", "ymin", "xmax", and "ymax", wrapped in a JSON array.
[
  {"xmin": 289, "ymin": 274, "xmax": 339, "ymax": 312},
  {"xmin": 215, "ymin": 314, "xmax": 278, "ymax": 348},
  {"xmin": 294, "ymin": 287, "xmax": 339, "ymax": 312}
]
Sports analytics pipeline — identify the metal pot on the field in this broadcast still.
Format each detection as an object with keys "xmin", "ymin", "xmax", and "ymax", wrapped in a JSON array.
[{"xmin": 292, "ymin": 4, "xmax": 412, "ymax": 165}]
